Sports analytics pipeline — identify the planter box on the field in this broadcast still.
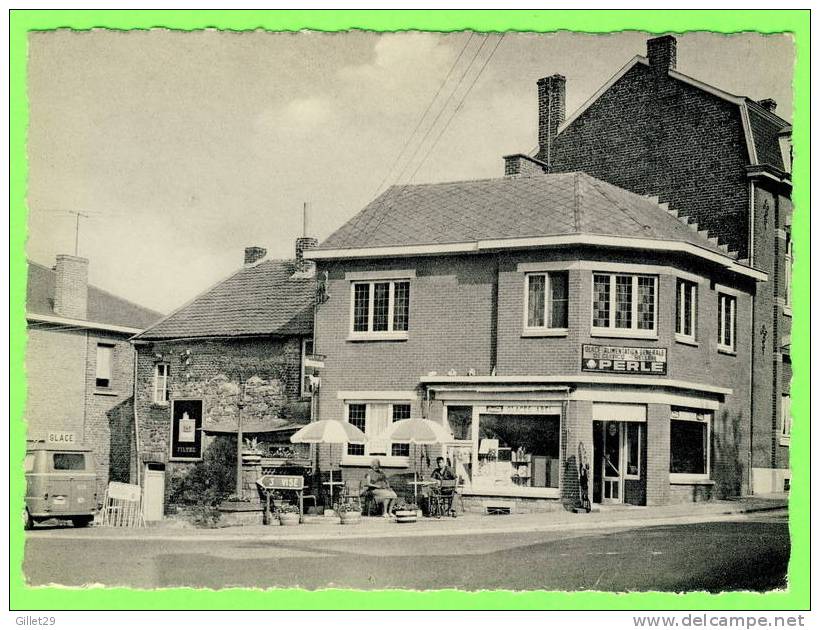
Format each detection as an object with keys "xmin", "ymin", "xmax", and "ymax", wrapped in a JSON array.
[
  {"xmin": 278, "ymin": 513, "xmax": 300, "ymax": 526},
  {"xmin": 218, "ymin": 502, "xmax": 264, "ymax": 527},
  {"xmin": 393, "ymin": 509, "xmax": 417, "ymax": 523},
  {"xmin": 338, "ymin": 511, "xmax": 362, "ymax": 525}
]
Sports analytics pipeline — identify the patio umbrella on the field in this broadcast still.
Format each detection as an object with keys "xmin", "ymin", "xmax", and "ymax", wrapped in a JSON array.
[
  {"xmin": 290, "ymin": 420, "xmax": 367, "ymax": 506},
  {"xmin": 374, "ymin": 418, "xmax": 454, "ymax": 503}
]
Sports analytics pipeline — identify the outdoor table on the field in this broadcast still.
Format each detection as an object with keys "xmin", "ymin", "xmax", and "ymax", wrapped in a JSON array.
[{"xmin": 408, "ymin": 479, "xmax": 436, "ymax": 506}]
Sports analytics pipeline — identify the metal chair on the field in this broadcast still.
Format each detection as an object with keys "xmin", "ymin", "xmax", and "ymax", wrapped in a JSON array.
[{"xmin": 429, "ymin": 479, "xmax": 458, "ymax": 518}]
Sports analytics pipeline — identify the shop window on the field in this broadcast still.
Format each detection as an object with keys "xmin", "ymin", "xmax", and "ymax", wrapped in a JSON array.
[
  {"xmin": 475, "ymin": 414, "xmax": 560, "ymax": 489},
  {"xmin": 675, "ymin": 279, "xmax": 698, "ymax": 342},
  {"xmin": 345, "ymin": 402, "xmax": 411, "ymax": 459},
  {"xmin": 525, "ymin": 271, "xmax": 568, "ymax": 331},
  {"xmin": 669, "ymin": 409, "xmax": 711, "ymax": 479},
  {"xmin": 717, "ymin": 293, "xmax": 736, "ymax": 352},
  {"xmin": 95, "ymin": 343, "xmax": 114, "ymax": 388},
  {"xmin": 625, "ymin": 423, "xmax": 641, "ymax": 478},
  {"xmin": 780, "ymin": 395, "xmax": 791, "ymax": 446},
  {"xmin": 350, "ymin": 280, "xmax": 410, "ymax": 338},
  {"xmin": 446, "ymin": 406, "xmax": 473, "ymax": 440},
  {"xmin": 153, "ymin": 363, "xmax": 170, "ymax": 404},
  {"xmin": 592, "ymin": 273, "xmax": 657, "ymax": 337}
]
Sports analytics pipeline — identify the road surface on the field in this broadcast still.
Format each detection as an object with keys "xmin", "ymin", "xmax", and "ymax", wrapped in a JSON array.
[{"xmin": 23, "ymin": 512, "xmax": 788, "ymax": 592}]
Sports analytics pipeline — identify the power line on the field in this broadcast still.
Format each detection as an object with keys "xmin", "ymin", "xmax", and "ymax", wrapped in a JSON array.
[
  {"xmin": 369, "ymin": 32, "xmax": 476, "ymax": 200},
  {"xmin": 408, "ymin": 33, "xmax": 506, "ymax": 183}
]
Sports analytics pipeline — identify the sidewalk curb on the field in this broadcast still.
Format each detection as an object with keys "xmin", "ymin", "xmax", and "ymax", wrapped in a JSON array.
[{"xmin": 27, "ymin": 504, "xmax": 787, "ymax": 544}]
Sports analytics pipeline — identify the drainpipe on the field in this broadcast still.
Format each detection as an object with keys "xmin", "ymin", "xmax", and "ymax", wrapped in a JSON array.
[
  {"xmin": 748, "ymin": 295, "xmax": 755, "ymax": 495},
  {"xmin": 489, "ymin": 255, "xmax": 500, "ymax": 373},
  {"xmin": 132, "ymin": 344, "xmax": 142, "ymax": 488}
]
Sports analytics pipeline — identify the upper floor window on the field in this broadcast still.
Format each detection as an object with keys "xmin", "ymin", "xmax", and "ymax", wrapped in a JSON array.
[
  {"xmin": 780, "ymin": 395, "xmax": 791, "ymax": 446},
  {"xmin": 592, "ymin": 273, "xmax": 657, "ymax": 337},
  {"xmin": 784, "ymin": 228, "xmax": 793, "ymax": 313},
  {"xmin": 675, "ymin": 279, "xmax": 698, "ymax": 342},
  {"xmin": 95, "ymin": 343, "xmax": 114, "ymax": 388},
  {"xmin": 153, "ymin": 363, "xmax": 170, "ymax": 404},
  {"xmin": 351, "ymin": 280, "xmax": 410, "ymax": 338},
  {"xmin": 525, "ymin": 272, "xmax": 568, "ymax": 332},
  {"xmin": 717, "ymin": 293, "xmax": 737, "ymax": 353}
]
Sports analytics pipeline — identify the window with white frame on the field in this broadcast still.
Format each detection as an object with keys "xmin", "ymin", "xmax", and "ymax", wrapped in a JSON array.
[
  {"xmin": 675, "ymin": 279, "xmax": 698, "ymax": 341},
  {"xmin": 153, "ymin": 363, "xmax": 170, "ymax": 404},
  {"xmin": 592, "ymin": 273, "xmax": 657, "ymax": 336},
  {"xmin": 670, "ymin": 408, "xmax": 711, "ymax": 479},
  {"xmin": 717, "ymin": 293, "xmax": 737, "ymax": 352},
  {"xmin": 784, "ymin": 228, "xmax": 793, "ymax": 312},
  {"xmin": 95, "ymin": 343, "xmax": 114, "ymax": 388},
  {"xmin": 780, "ymin": 395, "xmax": 791, "ymax": 445},
  {"xmin": 525, "ymin": 271, "xmax": 568, "ymax": 331},
  {"xmin": 346, "ymin": 402, "xmax": 411, "ymax": 458},
  {"xmin": 351, "ymin": 280, "xmax": 410, "ymax": 336},
  {"xmin": 300, "ymin": 338, "xmax": 315, "ymax": 398}
]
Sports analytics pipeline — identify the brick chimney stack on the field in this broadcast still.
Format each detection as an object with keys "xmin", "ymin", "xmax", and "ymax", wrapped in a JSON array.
[
  {"xmin": 537, "ymin": 74, "xmax": 566, "ymax": 169},
  {"xmin": 647, "ymin": 35, "xmax": 677, "ymax": 74},
  {"xmin": 758, "ymin": 98, "xmax": 778, "ymax": 113},
  {"xmin": 53, "ymin": 254, "xmax": 89, "ymax": 320},
  {"xmin": 244, "ymin": 246, "xmax": 267, "ymax": 266},
  {"xmin": 295, "ymin": 237, "xmax": 319, "ymax": 274}
]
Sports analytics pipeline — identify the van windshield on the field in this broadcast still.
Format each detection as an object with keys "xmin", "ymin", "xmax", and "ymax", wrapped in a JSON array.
[{"xmin": 52, "ymin": 453, "xmax": 86, "ymax": 471}]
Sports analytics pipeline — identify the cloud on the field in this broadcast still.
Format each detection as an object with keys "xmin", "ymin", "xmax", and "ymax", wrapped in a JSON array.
[{"xmin": 256, "ymin": 96, "xmax": 334, "ymax": 136}]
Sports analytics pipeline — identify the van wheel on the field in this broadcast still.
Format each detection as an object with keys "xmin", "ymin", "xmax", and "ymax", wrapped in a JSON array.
[
  {"xmin": 72, "ymin": 516, "xmax": 93, "ymax": 528},
  {"xmin": 24, "ymin": 510, "xmax": 34, "ymax": 530}
]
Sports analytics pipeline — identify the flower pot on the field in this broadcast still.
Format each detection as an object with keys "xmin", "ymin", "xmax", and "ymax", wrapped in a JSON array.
[
  {"xmin": 338, "ymin": 511, "xmax": 362, "ymax": 525},
  {"xmin": 393, "ymin": 509, "xmax": 417, "ymax": 523},
  {"xmin": 278, "ymin": 512, "xmax": 300, "ymax": 526}
]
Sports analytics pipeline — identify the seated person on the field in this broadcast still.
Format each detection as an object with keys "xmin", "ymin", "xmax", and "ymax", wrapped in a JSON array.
[
  {"xmin": 364, "ymin": 458, "xmax": 397, "ymax": 518},
  {"xmin": 429, "ymin": 457, "xmax": 457, "ymax": 516},
  {"xmin": 430, "ymin": 456, "xmax": 456, "ymax": 483}
]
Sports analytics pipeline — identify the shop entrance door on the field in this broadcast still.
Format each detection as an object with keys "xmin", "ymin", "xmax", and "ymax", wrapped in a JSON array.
[{"xmin": 592, "ymin": 421, "xmax": 624, "ymax": 504}]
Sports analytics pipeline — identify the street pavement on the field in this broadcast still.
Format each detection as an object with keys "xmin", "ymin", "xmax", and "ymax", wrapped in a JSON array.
[{"xmin": 23, "ymin": 509, "xmax": 789, "ymax": 592}]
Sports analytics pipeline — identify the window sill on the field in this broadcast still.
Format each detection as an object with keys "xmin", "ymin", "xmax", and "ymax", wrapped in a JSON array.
[
  {"xmin": 341, "ymin": 455, "xmax": 410, "ymax": 468},
  {"xmin": 521, "ymin": 328, "xmax": 568, "ymax": 338},
  {"xmin": 590, "ymin": 329, "xmax": 658, "ymax": 341},
  {"xmin": 717, "ymin": 346, "xmax": 737, "ymax": 356},
  {"xmin": 669, "ymin": 475, "xmax": 714, "ymax": 485},
  {"xmin": 94, "ymin": 389, "xmax": 120, "ymax": 397},
  {"xmin": 779, "ymin": 437, "xmax": 791, "ymax": 447},
  {"xmin": 150, "ymin": 401, "xmax": 170, "ymax": 409},
  {"xmin": 347, "ymin": 332, "xmax": 409, "ymax": 342},
  {"xmin": 462, "ymin": 486, "xmax": 560, "ymax": 499},
  {"xmin": 783, "ymin": 306, "xmax": 792, "ymax": 318},
  {"xmin": 674, "ymin": 334, "xmax": 699, "ymax": 347}
]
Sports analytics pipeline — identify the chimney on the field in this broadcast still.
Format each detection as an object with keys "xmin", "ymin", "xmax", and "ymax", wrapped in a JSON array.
[
  {"xmin": 647, "ymin": 35, "xmax": 677, "ymax": 74},
  {"xmin": 244, "ymin": 246, "xmax": 266, "ymax": 266},
  {"xmin": 758, "ymin": 98, "xmax": 778, "ymax": 113},
  {"xmin": 537, "ymin": 74, "xmax": 566, "ymax": 169},
  {"xmin": 295, "ymin": 237, "xmax": 319, "ymax": 274},
  {"xmin": 53, "ymin": 254, "xmax": 89, "ymax": 320}
]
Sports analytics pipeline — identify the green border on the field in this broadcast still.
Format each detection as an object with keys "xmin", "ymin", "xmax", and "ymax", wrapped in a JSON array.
[{"xmin": 10, "ymin": 9, "xmax": 810, "ymax": 610}]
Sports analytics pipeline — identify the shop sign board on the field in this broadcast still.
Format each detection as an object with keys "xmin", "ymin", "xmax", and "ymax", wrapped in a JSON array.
[
  {"xmin": 256, "ymin": 475, "xmax": 304, "ymax": 490},
  {"xmin": 47, "ymin": 431, "xmax": 76, "ymax": 445},
  {"xmin": 485, "ymin": 405, "xmax": 560, "ymax": 415},
  {"xmin": 582, "ymin": 344, "xmax": 667, "ymax": 375},
  {"xmin": 170, "ymin": 399, "xmax": 203, "ymax": 460}
]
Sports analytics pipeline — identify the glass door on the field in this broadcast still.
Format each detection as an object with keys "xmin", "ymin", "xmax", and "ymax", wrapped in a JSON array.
[{"xmin": 602, "ymin": 421, "xmax": 622, "ymax": 503}]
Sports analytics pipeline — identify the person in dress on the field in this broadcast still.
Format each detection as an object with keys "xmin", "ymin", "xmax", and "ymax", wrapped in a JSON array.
[{"xmin": 364, "ymin": 458, "xmax": 397, "ymax": 518}]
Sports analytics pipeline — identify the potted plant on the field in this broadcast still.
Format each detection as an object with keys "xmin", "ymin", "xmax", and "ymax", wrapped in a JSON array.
[
  {"xmin": 392, "ymin": 500, "xmax": 419, "ymax": 523},
  {"xmin": 242, "ymin": 437, "xmax": 262, "ymax": 464},
  {"xmin": 276, "ymin": 503, "xmax": 301, "ymax": 526},
  {"xmin": 337, "ymin": 500, "xmax": 362, "ymax": 525}
]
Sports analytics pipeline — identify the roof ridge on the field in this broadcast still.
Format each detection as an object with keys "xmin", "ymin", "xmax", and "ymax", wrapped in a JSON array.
[{"xmin": 385, "ymin": 172, "xmax": 574, "ymax": 191}]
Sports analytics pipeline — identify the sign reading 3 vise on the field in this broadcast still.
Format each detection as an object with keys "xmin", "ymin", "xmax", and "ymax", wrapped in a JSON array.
[{"xmin": 581, "ymin": 344, "xmax": 667, "ymax": 375}]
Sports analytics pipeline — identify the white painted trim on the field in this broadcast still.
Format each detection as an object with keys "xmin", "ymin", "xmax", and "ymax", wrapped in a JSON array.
[
  {"xmin": 714, "ymin": 283, "xmax": 744, "ymax": 298},
  {"xmin": 340, "ymin": 455, "xmax": 410, "ymax": 468},
  {"xmin": 738, "ymin": 102, "xmax": 760, "ymax": 166},
  {"xmin": 311, "ymin": 235, "xmax": 766, "ymax": 281},
  {"xmin": 345, "ymin": 269, "xmax": 416, "ymax": 281},
  {"xmin": 670, "ymin": 475, "xmax": 714, "ymax": 485},
  {"xmin": 347, "ymin": 332, "xmax": 408, "ymax": 342},
  {"xmin": 774, "ymin": 228, "xmax": 788, "ymax": 240},
  {"xmin": 558, "ymin": 56, "xmax": 648, "ymax": 134},
  {"xmin": 338, "ymin": 390, "xmax": 418, "ymax": 401},
  {"xmin": 570, "ymin": 387, "xmax": 720, "ymax": 410},
  {"xmin": 517, "ymin": 261, "xmax": 579, "ymax": 273},
  {"xmin": 592, "ymin": 403, "xmax": 647, "ymax": 423},
  {"xmin": 579, "ymin": 261, "xmax": 705, "ymax": 283},
  {"xmin": 419, "ymin": 374, "xmax": 732, "ymax": 396},
  {"xmin": 589, "ymin": 272, "xmax": 658, "ymax": 338},
  {"xmin": 27, "ymin": 312, "xmax": 143, "ymax": 335},
  {"xmin": 674, "ymin": 334, "xmax": 699, "ymax": 348},
  {"xmin": 521, "ymin": 328, "xmax": 569, "ymax": 338}
]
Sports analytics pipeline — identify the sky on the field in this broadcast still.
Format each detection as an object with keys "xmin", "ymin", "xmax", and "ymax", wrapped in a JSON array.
[{"xmin": 26, "ymin": 30, "xmax": 794, "ymax": 314}]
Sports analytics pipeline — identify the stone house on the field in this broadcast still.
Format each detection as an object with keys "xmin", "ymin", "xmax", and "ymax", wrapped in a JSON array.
[
  {"xmin": 308, "ymin": 172, "xmax": 766, "ymax": 510},
  {"xmin": 503, "ymin": 35, "xmax": 793, "ymax": 494},
  {"xmin": 131, "ymin": 241, "xmax": 317, "ymax": 517},
  {"xmin": 25, "ymin": 255, "xmax": 162, "ymax": 499}
]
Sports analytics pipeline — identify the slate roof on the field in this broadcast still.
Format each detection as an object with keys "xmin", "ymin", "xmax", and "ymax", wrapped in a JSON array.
[
  {"xmin": 746, "ymin": 101, "xmax": 791, "ymax": 171},
  {"xmin": 134, "ymin": 259, "xmax": 314, "ymax": 341},
  {"xmin": 26, "ymin": 261, "xmax": 163, "ymax": 330},
  {"xmin": 318, "ymin": 172, "xmax": 733, "ymax": 257}
]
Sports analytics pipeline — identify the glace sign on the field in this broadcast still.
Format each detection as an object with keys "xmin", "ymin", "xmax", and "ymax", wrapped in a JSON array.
[{"xmin": 582, "ymin": 344, "xmax": 667, "ymax": 375}]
